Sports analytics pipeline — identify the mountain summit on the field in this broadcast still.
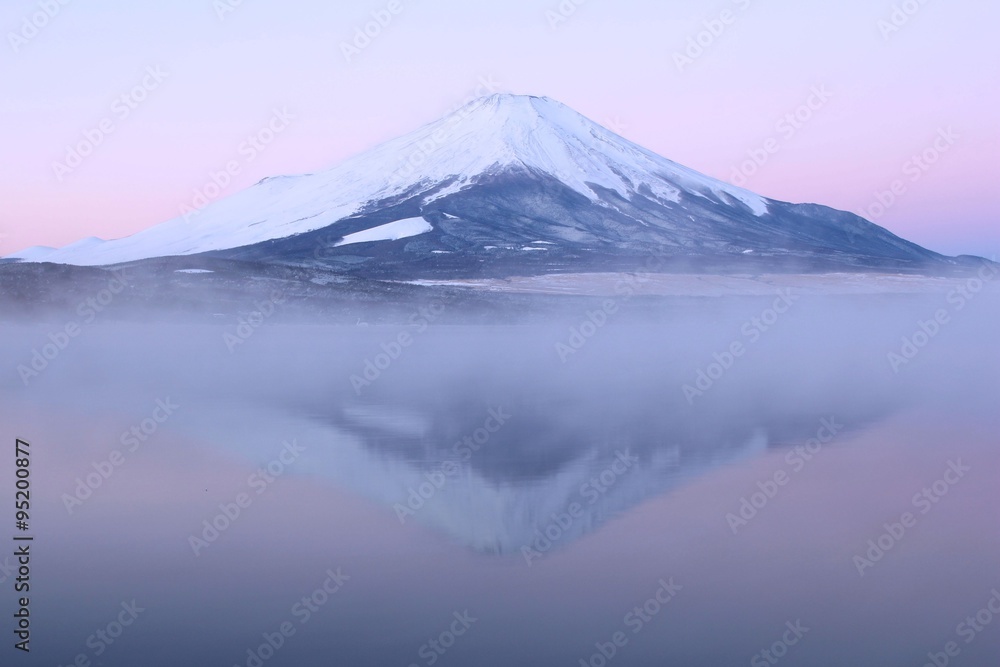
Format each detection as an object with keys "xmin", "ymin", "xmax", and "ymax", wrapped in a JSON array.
[
  {"xmin": 366, "ymin": 93, "xmax": 769, "ymax": 217},
  {"xmin": 8, "ymin": 94, "xmax": 953, "ymax": 275}
]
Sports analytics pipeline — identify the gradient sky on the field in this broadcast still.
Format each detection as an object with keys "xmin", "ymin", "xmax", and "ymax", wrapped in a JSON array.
[{"xmin": 1, "ymin": 0, "xmax": 996, "ymax": 258}]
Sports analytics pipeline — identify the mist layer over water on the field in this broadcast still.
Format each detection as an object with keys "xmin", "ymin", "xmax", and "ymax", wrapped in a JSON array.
[{"xmin": 1, "ymin": 292, "xmax": 997, "ymax": 666}]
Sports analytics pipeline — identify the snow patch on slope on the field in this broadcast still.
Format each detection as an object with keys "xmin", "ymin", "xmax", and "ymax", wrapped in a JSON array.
[{"xmin": 334, "ymin": 218, "xmax": 433, "ymax": 247}]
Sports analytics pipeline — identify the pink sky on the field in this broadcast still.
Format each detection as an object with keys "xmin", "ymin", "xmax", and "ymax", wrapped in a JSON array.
[{"xmin": 1, "ymin": 0, "xmax": 996, "ymax": 259}]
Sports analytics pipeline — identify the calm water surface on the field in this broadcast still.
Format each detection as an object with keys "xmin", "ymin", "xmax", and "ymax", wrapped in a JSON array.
[{"xmin": 1, "ymin": 297, "xmax": 998, "ymax": 666}]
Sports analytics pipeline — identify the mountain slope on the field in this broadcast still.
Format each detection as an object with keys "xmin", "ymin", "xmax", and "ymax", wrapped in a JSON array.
[{"xmin": 7, "ymin": 94, "xmax": 952, "ymax": 274}]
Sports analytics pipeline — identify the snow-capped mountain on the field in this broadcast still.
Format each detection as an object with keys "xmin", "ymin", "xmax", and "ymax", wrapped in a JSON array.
[{"xmin": 8, "ymin": 94, "xmax": 952, "ymax": 275}]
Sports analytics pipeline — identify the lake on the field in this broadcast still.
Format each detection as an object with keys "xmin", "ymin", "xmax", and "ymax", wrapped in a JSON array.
[{"xmin": 2, "ymin": 292, "xmax": 998, "ymax": 666}]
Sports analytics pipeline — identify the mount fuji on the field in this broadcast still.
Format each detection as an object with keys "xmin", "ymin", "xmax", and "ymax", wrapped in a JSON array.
[{"xmin": 6, "ymin": 94, "xmax": 968, "ymax": 277}]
